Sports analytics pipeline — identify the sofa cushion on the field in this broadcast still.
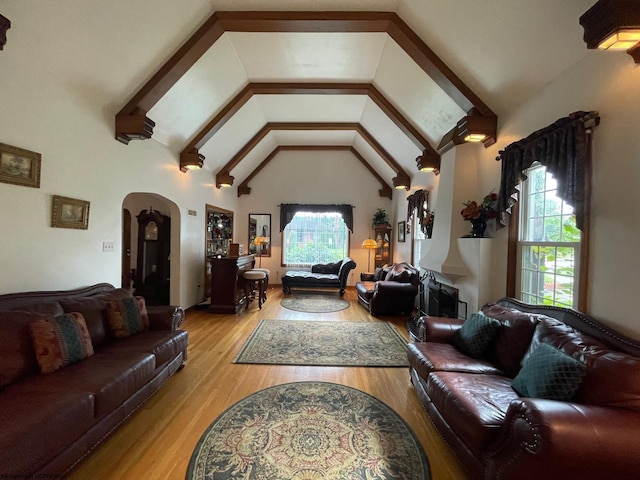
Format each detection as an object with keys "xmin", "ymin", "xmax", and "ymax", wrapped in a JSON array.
[
  {"xmin": 59, "ymin": 288, "xmax": 131, "ymax": 346},
  {"xmin": 0, "ymin": 310, "xmax": 43, "ymax": 387},
  {"xmin": 29, "ymin": 312, "xmax": 95, "ymax": 374},
  {"xmin": 452, "ymin": 312, "xmax": 501, "ymax": 359},
  {"xmin": 100, "ymin": 330, "xmax": 189, "ymax": 367},
  {"xmin": 426, "ymin": 371, "xmax": 518, "ymax": 457},
  {"xmin": 384, "ymin": 263, "xmax": 414, "ymax": 283},
  {"xmin": 107, "ymin": 296, "xmax": 149, "ymax": 338},
  {"xmin": 0, "ymin": 389, "xmax": 95, "ymax": 475},
  {"xmin": 408, "ymin": 342, "xmax": 504, "ymax": 378},
  {"xmin": 511, "ymin": 343, "xmax": 586, "ymax": 401},
  {"xmin": 526, "ymin": 317, "xmax": 640, "ymax": 408},
  {"xmin": 482, "ymin": 303, "xmax": 543, "ymax": 376}
]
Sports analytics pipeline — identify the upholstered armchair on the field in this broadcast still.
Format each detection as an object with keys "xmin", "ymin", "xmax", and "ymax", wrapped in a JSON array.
[{"xmin": 355, "ymin": 262, "xmax": 420, "ymax": 316}]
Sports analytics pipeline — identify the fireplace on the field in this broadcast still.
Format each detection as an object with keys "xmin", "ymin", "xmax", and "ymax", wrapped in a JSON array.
[{"xmin": 425, "ymin": 277, "xmax": 459, "ymax": 318}]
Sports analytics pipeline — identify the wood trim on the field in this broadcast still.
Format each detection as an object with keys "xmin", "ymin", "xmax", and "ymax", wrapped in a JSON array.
[
  {"xmin": 219, "ymin": 122, "xmax": 409, "ymax": 180},
  {"xmin": 237, "ymin": 145, "xmax": 393, "ymax": 198},
  {"xmin": 116, "ymin": 11, "xmax": 496, "ymax": 141},
  {"xmin": 505, "ymin": 202, "xmax": 519, "ymax": 298},
  {"xmin": 0, "ymin": 14, "xmax": 10, "ymax": 51},
  {"xmin": 181, "ymin": 82, "xmax": 437, "ymax": 157}
]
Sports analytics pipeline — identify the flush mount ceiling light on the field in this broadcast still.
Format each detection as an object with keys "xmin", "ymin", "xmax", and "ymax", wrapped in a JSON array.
[
  {"xmin": 179, "ymin": 149, "xmax": 204, "ymax": 172},
  {"xmin": 416, "ymin": 150, "xmax": 441, "ymax": 175},
  {"xmin": 392, "ymin": 175, "xmax": 411, "ymax": 190},
  {"xmin": 580, "ymin": 0, "xmax": 640, "ymax": 63},
  {"xmin": 215, "ymin": 171, "xmax": 234, "ymax": 188}
]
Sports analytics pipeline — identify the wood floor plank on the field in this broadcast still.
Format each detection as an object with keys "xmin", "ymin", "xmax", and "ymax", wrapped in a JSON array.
[{"xmin": 68, "ymin": 287, "xmax": 468, "ymax": 480}]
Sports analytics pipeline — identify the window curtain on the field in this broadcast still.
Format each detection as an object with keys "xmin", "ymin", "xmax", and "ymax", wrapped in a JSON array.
[
  {"xmin": 407, "ymin": 189, "xmax": 430, "ymax": 235},
  {"xmin": 496, "ymin": 110, "xmax": 599, "ymax": 231},
  {"xmin": 280, "ymin": 204, "xmax": 354, "ymax": 232}
]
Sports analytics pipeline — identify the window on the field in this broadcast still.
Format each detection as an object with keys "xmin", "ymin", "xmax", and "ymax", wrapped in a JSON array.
[
  {"xmin": 517, "ymin": 164, "xmax": 581, "ymax": 308},
  {"xmin": 283, "ymin": 211, "xmax": 350, "ymax": 267}
]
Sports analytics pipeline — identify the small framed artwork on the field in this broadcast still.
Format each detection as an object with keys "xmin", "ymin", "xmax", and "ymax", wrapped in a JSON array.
[
  {"xmin": 52, "ymin": 195, "xmax": 90, "ymax": 230},
  {"xmin": 0, "ymin": 142, "xmax": 41, "ymax": 188},
  {"xmin": 398, "ymin": 221, "xmax": 406, "ymax": 242}
]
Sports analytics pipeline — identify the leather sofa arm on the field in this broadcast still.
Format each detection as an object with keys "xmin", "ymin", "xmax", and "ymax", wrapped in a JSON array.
[
  {"xmin": 485, "ymin": 398, "xmax": 640, "ymax": 479},
  {"xmin": 415, "ymin": 315, "xmax": 464, "ymax": 343},
  {"xmin": 360, "ymin": 272, "xmax": 375, "ymax": 281},
  {"xmin": 147, "ymin": 305, "xmax": 185, "ymax": 331}
]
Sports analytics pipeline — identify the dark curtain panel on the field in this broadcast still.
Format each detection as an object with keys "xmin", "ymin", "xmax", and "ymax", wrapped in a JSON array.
[
  {"xmin": 496, "ymin": 111, "xmax": 599, "ymax": 231},
  {"xmin": 407, "ymin": 189, "xmax": 429, "ymax": 235},
  {"xmin": 279, "ymin": 204, "xmax": 354, "ymax": 232}
]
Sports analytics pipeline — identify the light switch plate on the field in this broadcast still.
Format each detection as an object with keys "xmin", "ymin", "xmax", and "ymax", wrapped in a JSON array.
[{"xmin": 102, "ymin": 241, "xmax": 114, "ymax": 252}]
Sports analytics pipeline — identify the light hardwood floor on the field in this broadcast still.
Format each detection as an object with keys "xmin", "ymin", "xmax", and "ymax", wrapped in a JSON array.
[{"xmin": 68, "ymin": 287, "xmax": 468, "ymax": 480}]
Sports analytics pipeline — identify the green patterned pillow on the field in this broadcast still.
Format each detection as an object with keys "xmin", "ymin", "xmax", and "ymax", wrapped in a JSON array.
[
  {"xmin": 452, "ymin": 312, "xmax": 501, "ymax": 358},
  {"xmin": 512, "ymin": 343, "xmax": 586, "ymax": 401},
  {"xmin": 107, "ymin": 296, "xmax": 149, "ymax": 338}
]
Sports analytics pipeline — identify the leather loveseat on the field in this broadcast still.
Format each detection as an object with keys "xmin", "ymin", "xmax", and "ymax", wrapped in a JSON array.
[
  {"xmin": 0, "ymin": 283, "xmax": 188, "ymax": 477},
  {"xmin": 282, "ymin": 257, "xmax": 356, "ymax": 295},
  {"xmin": 355, "ymin": 262, "xmax": 419, "ymax": 316},
  {"xmin": 407, "ymin": 297, "xmax": 640, "ymax": 479}
]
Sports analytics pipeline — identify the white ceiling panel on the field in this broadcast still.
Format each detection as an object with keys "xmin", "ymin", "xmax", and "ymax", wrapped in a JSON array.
[
  {"xmin": 256, "ymin": 95, "xmax": 368, "ymax": 123},
  {"xmin": 149, "ymin": 35, "xmax": 249, "ymax": 150},
  {"xmin": 228, "ymin": 32, "xmax": 388, "ymax": 81}
]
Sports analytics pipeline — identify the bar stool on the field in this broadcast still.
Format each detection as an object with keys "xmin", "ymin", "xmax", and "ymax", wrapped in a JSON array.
[
  {"xmin": 252, "ymin": 268, "xmax": 270, "ymax": 302},
  {"xmin": 243, "ymin": 270, "xmax": 267, "ymax": 309}
]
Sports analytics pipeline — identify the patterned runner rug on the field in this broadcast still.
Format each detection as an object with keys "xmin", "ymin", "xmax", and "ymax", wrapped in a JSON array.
[
  {"xmin": 186, "ymin": 382, "xmax": 431, "ymax": 480},
  {"xmin": 234, "ymin": 319, "xmax": 409, "ymax": 367},
  {"xmin": 280, "ymin": 293, "xmax": 350, "ymax": 313}
]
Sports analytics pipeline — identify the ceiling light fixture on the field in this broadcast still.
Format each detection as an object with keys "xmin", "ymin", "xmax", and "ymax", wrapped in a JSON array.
[
  {"xmin": 179, "ymin": 149, "xmax": 204, "ymax": 173},
  {"xmin": 454, "ymin": 108, "xmax": 497, "ymax": 146},
  {"xmin": 392, "ymin": 175, "xmax": 410, "ymax": 190},
  {"xmin": 416, "ymin": 150, "xmax": 441, "ymax": 175},
  {"xmin": 215, "ymin": 171, "xmax": 234, "ymax": 188},
  {"xmin": 580, "ymin": 0, "xmax": 640, "ymax": 63}
]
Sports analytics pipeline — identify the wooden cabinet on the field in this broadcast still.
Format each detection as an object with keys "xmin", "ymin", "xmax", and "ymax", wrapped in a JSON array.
[
  {"xmin": 208, "ymin": 255, "xmax": 255, "ymax": 313},
  {"xmin": 204, "ymin": 205, "xmax": 233, "ymax": 297},
  {"xmin": 373, "ymin": 224, "xmax": 392, "ymax": 268}
]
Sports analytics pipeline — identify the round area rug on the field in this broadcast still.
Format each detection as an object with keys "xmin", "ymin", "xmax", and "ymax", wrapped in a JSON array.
[
  {"xmin": 186, "ymin": 382, "xmax": 430, "ymax": 480},
  {"xmin": 281, "ymin": 294, "xmax": 350, "ymax": 313}
]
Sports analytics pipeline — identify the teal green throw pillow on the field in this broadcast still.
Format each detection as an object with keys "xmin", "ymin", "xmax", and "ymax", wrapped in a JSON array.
[
  {"xmin": 451, "ymin": 312, "xmax": 501, "ymax": 358},
  {"xmin": 512, "ymin": 343, "xmax": 586, "ymax": 401}
]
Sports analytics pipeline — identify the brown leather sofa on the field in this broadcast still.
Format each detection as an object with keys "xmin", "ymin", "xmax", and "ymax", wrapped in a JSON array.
[
  {"xmin": 355, "ymin": 262, "xmax": 419, "ymax": 316},
  {"xmin": 407, "ymin": 297, "xmax": 640, "ymax": 479},
  {"xmin": 0, "ymin": 283, "xmax": 188, "ymax": 477},
  {"xmin": 282, "ymin": 257, "xmax": 356, "ymax": 295}
]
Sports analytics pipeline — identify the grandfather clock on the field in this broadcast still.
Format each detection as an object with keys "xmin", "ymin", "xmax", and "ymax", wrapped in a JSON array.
[
  {"xmin": 373, "ymin": 224, "xmax": 392, "ymax": 268},
  {"xmin": 135, "ymin": 208, "xmax": 170, "ymax": 305}
]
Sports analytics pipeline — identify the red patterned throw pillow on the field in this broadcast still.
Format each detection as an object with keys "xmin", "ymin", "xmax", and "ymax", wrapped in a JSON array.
[
  {"xmin": 107, "ymin": 296, "xmax": 149, "ymax": 338},
  {"xmin": 29, "ymin": 312, "xmax": 94, "ymax": 374}
]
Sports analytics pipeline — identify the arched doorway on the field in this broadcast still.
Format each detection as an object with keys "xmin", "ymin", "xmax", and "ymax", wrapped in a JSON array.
[{"xmin": 122, "ymin": 193, "xmax": 181, "ymax": 305}]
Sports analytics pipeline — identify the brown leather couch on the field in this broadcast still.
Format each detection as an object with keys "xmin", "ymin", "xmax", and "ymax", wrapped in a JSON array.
[
  {"xmin": 0, "ymin": 283, "xmax": 188, "ymax": 477},
  {"xmin": 355, "ymin": 262, "xmax": 419, "ymax": 316},
  {"xmin": 282, "ymin": 257, "xmax": 356, "ymax": 295},
  {"xmin": 407, "ymin": 297, "xmax": 640, "ymax": 479}
]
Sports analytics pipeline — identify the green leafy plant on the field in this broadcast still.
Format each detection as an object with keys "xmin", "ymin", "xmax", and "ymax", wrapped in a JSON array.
[{"xmin": 372, "ymin": 208, "xmax": 390, "ymax": 227}]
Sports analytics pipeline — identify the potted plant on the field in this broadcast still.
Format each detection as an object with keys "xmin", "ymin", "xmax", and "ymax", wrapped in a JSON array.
[{"xmin": 372, "ymin": 208, "xmax": 390, "ymax": 228}]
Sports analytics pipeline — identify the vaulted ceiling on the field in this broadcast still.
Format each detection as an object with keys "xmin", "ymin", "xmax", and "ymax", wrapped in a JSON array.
[{"xmin": 113, "ymin": 2, "xmax": 593, "ymax": 197}]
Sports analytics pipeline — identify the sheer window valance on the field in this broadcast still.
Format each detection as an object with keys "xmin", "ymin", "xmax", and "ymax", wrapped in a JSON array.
[
  {"xmin": 496, "ymin": 110, "xmax": 599, "ymax": 231},
  {"xmin": 407, "ymin": 189, "xmax": 430, "ymax": 235},
  {"xmin": 279, "ymin": 204, "xmax": 354, "ymax": 232}
]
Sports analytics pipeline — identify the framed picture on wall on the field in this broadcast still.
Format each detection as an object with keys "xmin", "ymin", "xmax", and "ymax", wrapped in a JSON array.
[
  {"xmin": 398, "ymin": 221, "xmax": 406, "ymax": 242},
  {"xmin": 0, "ymin": 142, "xmax": 41, "ymax": 188},
  {"xmin": 51, "ymin": 195, "xmax": 90, "ymax": 230}
]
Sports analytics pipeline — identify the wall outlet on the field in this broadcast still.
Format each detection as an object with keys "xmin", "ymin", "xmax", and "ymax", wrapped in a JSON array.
[{"xmin": 102, "ymin": 241, "xmax": 114, "ymax": 252}]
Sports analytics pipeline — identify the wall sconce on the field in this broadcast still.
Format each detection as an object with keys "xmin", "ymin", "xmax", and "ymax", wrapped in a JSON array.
[
  {"xmin": 454, "ymin": 109, "xmax": 497, "ymax": 146},
  {"xmin": 179, "ymin": 149, "xmax": 204, "ymax": 172},
  {"xmin": 392, "ymin": 175, "xmax": 410, "ymax": 190},
  {"xmin": 416, "ymin": 150, "xmax": 440, "ymax": 175},
  {"xmin": 216, "ymin": 171, "xmax": 234, "ymax": 188},
  {"xmin": 580, "ymin": 0, "xmax": 640, "ymax": 63}
]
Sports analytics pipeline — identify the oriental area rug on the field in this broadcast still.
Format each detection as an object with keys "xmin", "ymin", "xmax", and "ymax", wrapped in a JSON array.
[
  {"xmin": 281, "ymin": 293, "xmax": 350, "ymax": 313},
  {"xmin": 186, "ymin": 382, "xmax": 431, "ymax": 480},
  {"xmin": 234, "ymin": 320, "xmax": 409, "ymax": 367}
]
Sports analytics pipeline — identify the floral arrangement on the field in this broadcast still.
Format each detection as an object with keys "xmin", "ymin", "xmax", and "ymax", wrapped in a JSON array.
[{"xmin": 460, "ymin": 192, "xmax": 498, "ymax": 222}]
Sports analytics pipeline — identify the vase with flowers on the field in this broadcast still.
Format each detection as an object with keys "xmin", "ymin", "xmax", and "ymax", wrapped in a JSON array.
[{"xmin": 460, "ymin": 192, "xmax": 498, "ymax": 238}]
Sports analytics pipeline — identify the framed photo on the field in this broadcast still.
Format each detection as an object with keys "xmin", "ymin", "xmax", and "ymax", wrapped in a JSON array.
[
  {"xmin": 52, "ymin": 195, "xmax": 90, "ymax": 230},
  {"xmin": 0, "ymin": 142, "xmax": 41, "ymax": 188},
  {"xmin": 398, "ymin": 221, "xmax": 406, "ymax": 242}
]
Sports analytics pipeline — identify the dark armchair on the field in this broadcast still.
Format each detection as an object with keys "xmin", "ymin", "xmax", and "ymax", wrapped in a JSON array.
[{"xmin": 355, "ymin": 262, "xmax": 419, "ymax": 316}]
